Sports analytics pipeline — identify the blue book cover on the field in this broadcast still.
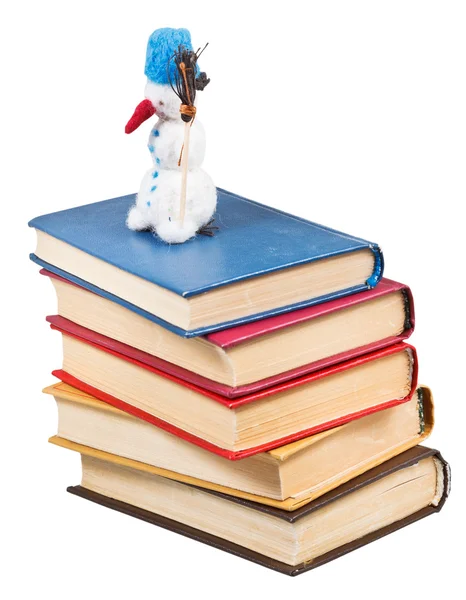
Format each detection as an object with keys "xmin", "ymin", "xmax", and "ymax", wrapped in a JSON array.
[{"xmin": 29, "ymin": 188, "xmax": 384, "ymax": 337}]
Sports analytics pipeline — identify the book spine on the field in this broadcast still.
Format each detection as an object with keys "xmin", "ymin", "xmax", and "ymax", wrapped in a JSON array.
[
  {"xmin": 401, "ymin": 285, "xmax": 415, "ymax": 333},
  {"xmin": 366, "ymin": 245, "xmax": 384, "ymax": 288}
]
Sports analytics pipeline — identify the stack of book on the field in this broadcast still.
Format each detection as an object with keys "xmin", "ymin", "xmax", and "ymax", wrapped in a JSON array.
[{"xmin": 29, "ymin": 189, "xmax": 449, "ymax": 575}]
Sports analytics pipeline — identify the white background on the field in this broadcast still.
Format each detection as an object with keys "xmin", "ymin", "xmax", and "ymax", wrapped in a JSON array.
[{"xmin": 2, "ymin": 1, "xmax": 465, "ymax": 598}]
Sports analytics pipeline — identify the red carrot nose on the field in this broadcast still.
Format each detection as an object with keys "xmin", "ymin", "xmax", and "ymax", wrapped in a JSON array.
[{"xmin": 125, "ymin": 99, "xmax": 156, "ymax": 134}]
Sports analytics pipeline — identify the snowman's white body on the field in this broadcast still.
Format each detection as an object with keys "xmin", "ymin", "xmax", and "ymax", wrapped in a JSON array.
[{"xmin": 127, "ymin": 83, "xmax": 217, "ymax": 244}]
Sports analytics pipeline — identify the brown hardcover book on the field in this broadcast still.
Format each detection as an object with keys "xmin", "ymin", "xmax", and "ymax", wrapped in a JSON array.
[{"xmin": 67, "ymin": 446, "xmax": 450, "ymax": 576}]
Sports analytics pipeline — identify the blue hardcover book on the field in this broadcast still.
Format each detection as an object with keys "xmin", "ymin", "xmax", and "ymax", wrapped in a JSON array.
[{"xmin": 29, "ymin": 188, "xmax": 383, "ymax": 337}]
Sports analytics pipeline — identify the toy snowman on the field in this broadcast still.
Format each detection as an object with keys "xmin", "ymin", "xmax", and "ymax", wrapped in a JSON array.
[{"xmin": 125, "ymin": 28, "xmax": 217, "ymax": 244}]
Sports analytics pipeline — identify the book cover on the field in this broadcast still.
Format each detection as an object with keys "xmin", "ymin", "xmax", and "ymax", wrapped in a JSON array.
[
  {"xmin": 51, "ymin": 338, "xmax": 418, "ymax": 459},
  {"xmin": 67, "ymin": 446, "xmax": 450, "ymax": 576},
  {"xmin": 45, "ymin": 272, "xmax": 413, "ymax": 397},
  {"xmin": 29, "ymin": 189, "xmax": 384, "ymax": 337}
]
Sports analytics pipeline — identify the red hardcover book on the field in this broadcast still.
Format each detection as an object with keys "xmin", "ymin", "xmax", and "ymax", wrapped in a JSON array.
[
  {"xmin": 44, "ymin": 269, "xmax": 414, "ymax": 398},
  {"xmin": 206, "ymin": 277, "xmax": 414, "ymax": 349},
  {"xmin": 51, "ymin": 321, "xmax": 418, "ymax": 459}
]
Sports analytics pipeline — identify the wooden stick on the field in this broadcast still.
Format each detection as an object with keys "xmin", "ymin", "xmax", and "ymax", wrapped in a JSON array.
[{"xmin": 179, "ymin": 120, "xmax": 191, "ymax": 225}]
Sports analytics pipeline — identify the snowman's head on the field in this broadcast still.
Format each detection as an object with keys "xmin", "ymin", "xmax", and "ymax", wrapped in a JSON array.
[
  {"xmin": 125, "ymin": 28, "xmax": 204, "ymax": 133},
  {"xmin": 144, "ymin": 27, "xmax": 197, "ymax": 123},
  {"xmin": 144, "ymin": 82, "xmax": 184, "ymax": 122}
]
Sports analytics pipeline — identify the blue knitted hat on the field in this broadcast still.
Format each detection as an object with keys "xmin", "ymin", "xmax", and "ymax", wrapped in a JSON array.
[{"xmin": 145, "ymin": 28, "xmax": 195, "ymax": 85}]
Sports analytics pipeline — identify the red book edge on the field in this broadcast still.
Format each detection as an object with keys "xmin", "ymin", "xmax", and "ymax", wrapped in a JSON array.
[
  {"xmin": 52, "ymin": 368, "xmax": 417, "ymax": 461},
  {"xmin": 40, "ymin": 268, "xmax": 414, "ymax": 349},
  {"xmin": 49, "ymin": 319, "xmax": 417, "ymax": 408},
  {"xmin": 47, "ymin": 315, "xmax": 414, "ymax": 399}
]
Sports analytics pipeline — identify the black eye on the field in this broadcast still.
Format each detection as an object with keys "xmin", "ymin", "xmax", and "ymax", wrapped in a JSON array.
[{"xmin": 159, "ymin": 100, "xmax": 164, "ymax": 106}]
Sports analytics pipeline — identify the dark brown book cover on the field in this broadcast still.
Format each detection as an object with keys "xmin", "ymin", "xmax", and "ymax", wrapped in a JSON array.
[{"xmin": 67, "ymin": 446, "xmax": 449, "ymax": 576}]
